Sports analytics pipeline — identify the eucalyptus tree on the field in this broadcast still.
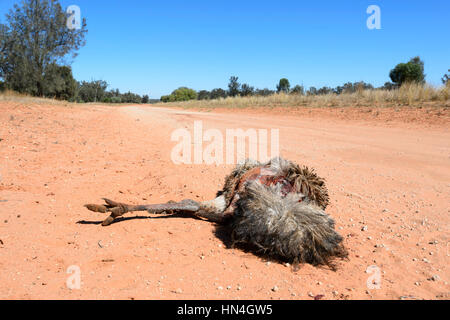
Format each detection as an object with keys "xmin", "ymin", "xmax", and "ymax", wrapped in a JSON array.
[{"xmin": 0, "ymin": 0, "xmax": 87, "ymax": 96}]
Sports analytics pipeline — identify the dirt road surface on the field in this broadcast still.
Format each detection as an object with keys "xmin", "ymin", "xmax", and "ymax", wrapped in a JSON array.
[{"xmin": 0, "ymin": 102, "xmax": 449, "ymax": 299}]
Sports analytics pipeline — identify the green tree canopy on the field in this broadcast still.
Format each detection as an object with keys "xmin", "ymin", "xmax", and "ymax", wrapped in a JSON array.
[
  {"xmin": 77, "ymin": 80, "xmax": 108, "ymax": 103},
  {"xmin": 120, "ymin": 91, "xmax": 142, "ymax": 103},
  {"xmin": 255, "ymin": 88, "xmax": 275, "ymax": 96},
  {"xmin": 333, "ymin": 81, "xmax": 373, "ymax": 94},
  {"xmin": 0, "ymin": 0, "xmax": 87, "ymax": 96},
  {"xmin": 172, "ymin": 87, "xmax": 197, "ymax": 101},
  {"xmin": 276, "ymin": 78, "xmax": 290, "ymax": 93},
  {"xmin": 228, "ymin": 76, "xmax": 241, "ymax": 97},
  {"xmin": 240, "ymin": 83, "xmax": 254, "ymax": 96},
  {"xmin": 442, "ymin": 69, "xmax": 449, "ymax": 86},
  {"xmin": 210, "ymin": 88, "xmax": 227, "ymax": 99},
  {"xmin": 43, "ymin": 64, "xmax": 77, "ymax": 100},
  {"xmin": 290, "ymin": 85, "xmax": 304, "ymax": 95},
  {"xmin": 307, "ymin": 87, "xmax": 317, "ymax": 95},
  {"xmin": 389, "ymin": 56, "xmax": 425, "ymax": 86},
  {"xmin": 197, "ymin": 90, "xmax": 210, "ymax": 100},
  {"xmin": 161, "ymin": 87, "xmax": 197, "ymax": 102}
]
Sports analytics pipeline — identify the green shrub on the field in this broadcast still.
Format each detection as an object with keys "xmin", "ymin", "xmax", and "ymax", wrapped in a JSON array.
[{"xmin": 161, "ymin": 87, "xmax": 197, "ymax": 102}]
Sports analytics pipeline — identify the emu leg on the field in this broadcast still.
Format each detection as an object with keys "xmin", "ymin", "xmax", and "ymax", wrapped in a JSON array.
[{"xmin": 85, "ymin": 198, "xmax": 201, "ymax": 226}]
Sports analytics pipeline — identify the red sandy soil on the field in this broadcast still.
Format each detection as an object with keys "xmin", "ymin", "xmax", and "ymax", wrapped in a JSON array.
[{"xmin": 0, "ymin": 101, "xmax": 448, "ymax": 300}]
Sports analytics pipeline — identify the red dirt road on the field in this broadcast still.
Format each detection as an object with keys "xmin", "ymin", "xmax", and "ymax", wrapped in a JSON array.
[{"xmin": 0, "ymin": 102, "xmax": 449, "ymax": 299}]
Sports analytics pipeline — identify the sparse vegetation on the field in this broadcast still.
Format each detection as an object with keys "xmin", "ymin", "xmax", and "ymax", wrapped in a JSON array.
[
  {"xmin": 0, "ymin": 1, "xmax": 446, "ymax": 109},
  {"xmin": 157, "ymin": 83, "xmax": 449, "ymax": 109},
  {"xmin": 158, "ymin": 57, "xmax": 448, "ymax": 109},
  {"xmin": 290, "ymin": 85, "xmax": 304, "ymax": 95}
]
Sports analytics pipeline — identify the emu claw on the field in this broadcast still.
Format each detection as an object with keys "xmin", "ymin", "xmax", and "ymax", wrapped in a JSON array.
[
  {"xmin": 84, "ymin": 204, "xmax": 108, "ymax": 213},
  {"xmin": 84, "ymin": 198, "xmax": 130, "ymax": 226}
]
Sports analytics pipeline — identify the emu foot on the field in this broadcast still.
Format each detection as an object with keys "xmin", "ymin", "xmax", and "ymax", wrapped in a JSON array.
[
  {"xmin": 84, "ymin": 198, "xmax": 203, "ymax": 226},
  {"xmin": 84, "ymin": 198, "xmax": 130, "ymax": 226}
]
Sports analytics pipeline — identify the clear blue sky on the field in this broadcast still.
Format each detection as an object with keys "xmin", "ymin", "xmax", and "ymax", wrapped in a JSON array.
[{"xmin": 1, "ymin": 0, "xmax": 449, "ymax": 98}]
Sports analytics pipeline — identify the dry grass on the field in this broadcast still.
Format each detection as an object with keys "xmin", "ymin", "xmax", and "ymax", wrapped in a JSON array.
[
  {"xmin": 0, "ymin": 89, "xmax": 72, "ymax": 106},
  {"xmin": 158, "ymin": 83, "xmax": 450, "ymax": 109},
  {"xmin": 2, "ymin": 83, "xmax": 448, "ymax": 110},
  {"xmin": 0, "ymin": 90, "xmax": 143, "ymax": 107}
]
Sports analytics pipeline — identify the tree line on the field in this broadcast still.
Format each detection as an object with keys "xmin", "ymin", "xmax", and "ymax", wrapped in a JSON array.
[
  {"xmin": 75, "ymin": 80, "xmax": 149, "ymax": 103},
  {"xmin": 160, "ymin": 56, "xmax": 443, "ymax": 103},
  {"xmin": 0, "ymin": 0, "xmax": 149, "ymax": 103},
  {"xmin": 0, "ymin": 1, "xmax": 447, "ymax": 104}
]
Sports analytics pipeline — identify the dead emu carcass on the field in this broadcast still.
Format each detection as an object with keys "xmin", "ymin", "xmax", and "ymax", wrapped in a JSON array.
[{"xmin": 85, "ymin": 157, "xmax": 348, "ymax": 269}]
